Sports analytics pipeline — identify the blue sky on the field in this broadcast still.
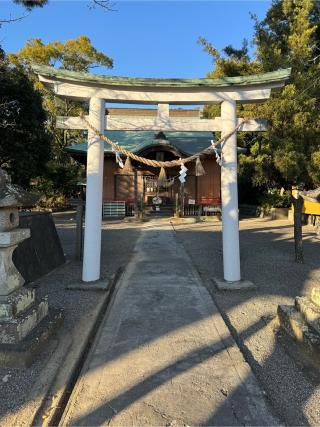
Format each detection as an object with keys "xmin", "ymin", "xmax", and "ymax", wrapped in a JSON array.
[{"xmin": 1, "ymin": 0, "xmax": 271, "ymax": 79}]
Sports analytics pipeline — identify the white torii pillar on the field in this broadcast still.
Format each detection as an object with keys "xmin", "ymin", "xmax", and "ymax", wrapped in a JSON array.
[
  {"xmin": 59, "ymin": 103, "xmax": 261, "ymax": 284},
  {"xmin": 82, "ymin": 97, "xmax": 105, "ymax": 282},
  {"xmin": 221, "ymin": 99, "xmax": 241, "ymax": 282}
]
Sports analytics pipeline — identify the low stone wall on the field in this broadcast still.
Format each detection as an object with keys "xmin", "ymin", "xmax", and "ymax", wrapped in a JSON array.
[
  {"xmin": 239, "ymin": 204, "xmax": 260, "ymax": 218},
  {"xmin": 270, "ymin": 207, "xmax": 289, "ymax": 220},
  {"xmin": 13, "ymin": 212, "xmax": 65, "ymax": 283}
]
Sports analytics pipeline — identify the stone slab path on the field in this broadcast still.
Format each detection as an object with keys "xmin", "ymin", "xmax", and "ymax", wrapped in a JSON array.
[{"xmin": 61, "ymin": 223, "xmax": 278, "ymax": 426}]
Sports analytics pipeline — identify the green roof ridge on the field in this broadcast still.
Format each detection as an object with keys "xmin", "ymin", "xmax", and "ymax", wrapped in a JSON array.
[
  {"xmin": 64, "ymin": 131, "xmax": 247, "ymax": 157},
  {"xmin": 33, "ymin": 65, "xmax": 291, "ymax": 88}
]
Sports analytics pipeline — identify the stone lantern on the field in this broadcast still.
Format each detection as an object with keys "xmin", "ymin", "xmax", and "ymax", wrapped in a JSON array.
[{"xmin": 0, "ymin": 169, "xmax": 62, "ymax": 367}]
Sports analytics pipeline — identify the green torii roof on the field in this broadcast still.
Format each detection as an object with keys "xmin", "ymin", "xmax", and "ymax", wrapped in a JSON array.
[
  {"xmin": 33, "ymin": 65, "xmax": 291, "ymax": 88},
  {"xmin": 65, "ymin": 131, "xmax": 246, "ymax": 157}
]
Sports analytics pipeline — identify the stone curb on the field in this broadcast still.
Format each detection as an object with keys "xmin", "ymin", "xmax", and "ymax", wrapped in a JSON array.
[
  {"xmin": 4, "ymin": 269, "xmax": 123, "ymax": 427},
  {"xmin": 51, "ymin": 211, "xmax": 77, "ymax": 219},
  {"xmin": 57, "ymin": 263, "xmax": 129, "ymax": 427},
  {"xmin": 66, "ymin": 279, "xmax": 110, "ymax": 291},
  {"xmin": 213, "ymin": 277, "xmax": 257, "ymax": 291},
  {"xmin": 37, "ymin": 268, "xmax": 123, "ymax": 427},
  {"xmin": 170, "ymin": 216, "xmax": 221, "ymax": 224},
  {"xmin": 295, "ymin": 296, "xmax": 320, "ymax": 335},
  {"xmin": 277, "ymin": 304, "xmax": 320, "ymax": 355}
]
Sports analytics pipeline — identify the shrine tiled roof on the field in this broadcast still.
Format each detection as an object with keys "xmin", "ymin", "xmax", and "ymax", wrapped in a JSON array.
[
  {"xmin": 65, "ymin": 131, "xmax": 213, "ymax": 157},
  {"xmin": 33, "ymin": 65, "xmax": 291, "ymax": 89},
  {"xmin": 65, "ymin": 131, "xmax": 246, "ymax": 157}
]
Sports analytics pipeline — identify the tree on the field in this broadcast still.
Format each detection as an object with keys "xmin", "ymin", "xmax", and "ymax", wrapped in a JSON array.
[
  {"xmin": 13, "ymin": 0, "xmax": 48, "ymax": 9},
  {"xmin": 0, "ymin": 0, "xmax": 47, "ymax": 26},
  {"xmin": 254, "ymin": 0, "xmax": 320, "ymax": 262},
  {"xmin": 9, "ymin": 36, "xmax": 113, "ymax": 199},
  {"xmin": 1, "ymin": 0, "xmax": 114, "ymax": 25},
  {"xmin": 199, "ymin": 0, "xmax": 320, "ymax": 262},
  {"xmin": 12, "ymin": 0, "xmax": 115, "ymax": 9},
  {"xmin": 198, "ymin": 37, "xmax": 267, "ymax": 205},
  {"xmin": 0, "ymin": 50, "xmax": 51, "ymax": 187}
]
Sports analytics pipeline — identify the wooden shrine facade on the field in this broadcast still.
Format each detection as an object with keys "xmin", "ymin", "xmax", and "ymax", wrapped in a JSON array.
[{"xmin": 65, "ymin": 108, "xmax": 221, "ymax": 216}]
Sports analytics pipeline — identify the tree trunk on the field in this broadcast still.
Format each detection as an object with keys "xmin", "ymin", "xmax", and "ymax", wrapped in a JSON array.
[{"xmin": 292, "ymin": 195, "xmax": 304, "ymax": 263}]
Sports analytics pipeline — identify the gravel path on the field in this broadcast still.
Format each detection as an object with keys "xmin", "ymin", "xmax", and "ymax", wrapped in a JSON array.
[
  {"xmin": 0, "ymin": 217, "xmax": 141, "ymax": 426},
  {"xmin": 173, "ymin": 218, "xmax": 320, "ymax": 426}
]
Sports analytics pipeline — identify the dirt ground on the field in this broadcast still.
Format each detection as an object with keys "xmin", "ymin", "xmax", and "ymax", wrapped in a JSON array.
[
  {"xmin": 0, "ymin": 216, "xmax": 141, "ymax": 425},
  {"xmin": 173, "ymin": 218, "xmax": 320, "ymax": 426},
  {"xmin": 1, "ymin": 216, "xmax": 320, "ymax": 426}
]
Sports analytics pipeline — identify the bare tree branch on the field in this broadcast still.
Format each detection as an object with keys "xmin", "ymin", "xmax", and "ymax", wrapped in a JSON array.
[
  {"xmin": 0, "ymin": 12, "xmax": 29, "ymax": 26},
  {"xmin": 89, "ymin": 0, "xmax": 116, "ymax": 11}
]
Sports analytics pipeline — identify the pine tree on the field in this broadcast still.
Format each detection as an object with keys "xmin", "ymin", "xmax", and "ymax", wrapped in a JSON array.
[{"xmin": 199, "ymin": 0, "xmax": 320, "ymax": 262}]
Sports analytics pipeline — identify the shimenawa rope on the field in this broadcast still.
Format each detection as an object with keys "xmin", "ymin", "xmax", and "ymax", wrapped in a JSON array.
[{"xmin": 79, "ymin": 113, "xmax": 248, "ymax": 168}]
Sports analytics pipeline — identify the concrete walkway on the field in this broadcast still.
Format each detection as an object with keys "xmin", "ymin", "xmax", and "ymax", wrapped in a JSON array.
[{"xmin": 61, "ymin": 223, "xmax": 278, "ymax": 426}]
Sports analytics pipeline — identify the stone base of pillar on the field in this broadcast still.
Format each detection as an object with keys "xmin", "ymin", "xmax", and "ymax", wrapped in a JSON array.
[
  {"xmin": 0, "ymin": 286, "xmax": 63, "ymax": 367},
  {"xmin": 213, "ymin": 277, "xmax": 256, "ymax": 291},
  {"xmin": 277, "ymin": 286, "xmax": 320, "ymax": 361},
  {"xmin": 67, "ymin": 279, "xmax": 109, "ymax": 291}
]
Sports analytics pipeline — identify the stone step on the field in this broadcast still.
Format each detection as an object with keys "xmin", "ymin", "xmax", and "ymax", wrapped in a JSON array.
[
  {"xmin": 0, "ymin": 308, "xmax": 63, "ymax": 368},
  {"xmin": 0, "ymin": 298, "xmax": 49, "ymax": 344},
  {"xmin": 0, "ymin": 287, "xmax": 35, "ymax": 320},
  {"xmin": 311, "ymin": 286, "xmax": 320, "ymax": 307},
  {"xmin": 295, "ymin": 296, "xmax": 320, "ymax": 335},
  {"xmin": 277, "ymin": 304, "xmax": 320, "ymax": 355},
  {"xmin": 147, "ymin": 207, "xmax": 174, "ymax": 217},
  {"xmin": 149, "ymin": 207, "xmax": 173, "ymax": 212}
]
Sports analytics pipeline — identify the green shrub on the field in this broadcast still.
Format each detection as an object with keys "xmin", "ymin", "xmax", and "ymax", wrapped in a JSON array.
[
  {"xmin": 258, "ymin": 189, "xmax": 291, "ymax": 211},
  {"xmin": 37, "ymin": 193, "xmax": 69, "ymax": 210}
]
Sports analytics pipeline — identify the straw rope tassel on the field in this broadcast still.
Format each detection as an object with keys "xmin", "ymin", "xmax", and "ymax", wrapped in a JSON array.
[
  {"xmin": 157, "ymin": 167, "xmax": 167, "ymax": 187},
  {"xmin": 123, "ymin": 156, "xmax": 133, "ymax": 173},
  {"xmin": 195, "ymin": 157, "xmax": 206, "ymax": 176}
]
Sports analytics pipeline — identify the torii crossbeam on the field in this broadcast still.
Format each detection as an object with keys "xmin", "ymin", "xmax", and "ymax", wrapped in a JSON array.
[{"xmin": 34, "ymin": 65, "xmax": 291, "ymax": 286}]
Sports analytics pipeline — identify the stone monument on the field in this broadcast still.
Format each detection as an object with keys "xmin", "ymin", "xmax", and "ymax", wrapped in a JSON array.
[{"xmin": 0, "ymin": 169, "xmax": 63, "ymax": 367}]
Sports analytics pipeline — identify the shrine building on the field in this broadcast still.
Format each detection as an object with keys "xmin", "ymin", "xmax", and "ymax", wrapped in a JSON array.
[{"xmin": 65, "ymin": 108, "xmax": 223, "ymax": 217}]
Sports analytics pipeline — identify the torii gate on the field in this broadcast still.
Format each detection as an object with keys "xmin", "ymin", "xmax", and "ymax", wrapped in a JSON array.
[{"xmin": 33, "ymin": 65, "xmax": 290, "ymax": 285}]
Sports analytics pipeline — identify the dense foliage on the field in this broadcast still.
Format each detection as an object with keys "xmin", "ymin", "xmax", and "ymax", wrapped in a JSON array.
[
  {"xmin": 7, "ymin": 36, "xmax": 113, "ymax": 202},
  {"xmin": 13, "ymin": 0, "xmax": 48, "ymax": 9},
  {"xmin": 199, "ymin": 0, "xmax": 320, "ymax": 261},
  {"xmin": 200, "ymin": 0, "xmax": 320, "ymax": 202},
  {"xmin": 0, "ymin": 49, "xmax": 51, "ymax": 187}
]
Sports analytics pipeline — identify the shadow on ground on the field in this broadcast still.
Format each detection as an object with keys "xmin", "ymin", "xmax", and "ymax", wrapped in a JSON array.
[
  {"xmin": 1, "ymin": 218, "xmax": 320, "ymax": 426},
  {"xmin": 0, "ymin": 219, "xmax": 141, "ymax": 425},
  {"xmin": 174, "ymin": 218, "xmax": 320, "ymax": 425},
  {"xmin": 56, "ymin": 219, "xmax": 320, "ymax": 426}
]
